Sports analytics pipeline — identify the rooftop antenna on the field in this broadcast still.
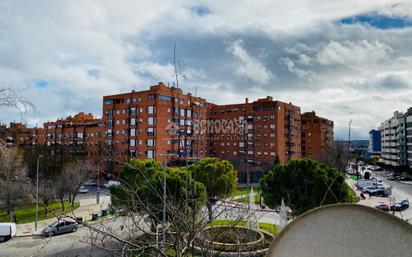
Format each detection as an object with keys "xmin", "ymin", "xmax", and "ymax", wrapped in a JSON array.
[{"xmin": 173, "ymin": 42, "xmax": 179, "ymax": 89}]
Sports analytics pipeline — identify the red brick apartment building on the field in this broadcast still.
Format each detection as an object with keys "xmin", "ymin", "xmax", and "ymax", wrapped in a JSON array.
[
  {"xmin": 301, "ymin": 111, "xmax": 334, "ymax": 158},
  {"xmin": 0, "ymin": 122, "xmax": 33, "ymax": 148},
  {"xmin": 102, "ymin": 83, "xmax": 209, "ymax": 172},
  {"xmin": 31, "ymin": 112, "xmax": 104, "ymax": 166},
  {"xmin": 207, "ymin": 97, "xmax": 302, "ymax": 182},
  {"xmin": 2, "ymin": 83, "xmax": 333, "ymax": 182}
]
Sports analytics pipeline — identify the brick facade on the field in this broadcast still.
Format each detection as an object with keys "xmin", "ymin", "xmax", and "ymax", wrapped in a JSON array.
[
  {"xmin": 301, "ymin": 111, "xmax": 334, "ymax": 158},
  {"xmin": 3, "ymin": 83, "xmax": 333, "ymax": 181}
]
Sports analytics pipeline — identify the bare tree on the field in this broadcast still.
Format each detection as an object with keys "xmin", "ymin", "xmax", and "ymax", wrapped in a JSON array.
[
  {"xmin": 0, "ymin": 86, "xmax": 35, "ymax": 112},
  {"xmin": 0, "ymin": 140, "xmax": 29, "ymax": 222},
  {"xmin": 62, "ymin": 160, "xmax": 90, "ymax": 207},
  {"xmin": 316, "ymin": 140, "xmax": 348, "ymax": 173},
  {"xmin": 37, "ymin": 179, "xmax": 56, "ymax": 217}
]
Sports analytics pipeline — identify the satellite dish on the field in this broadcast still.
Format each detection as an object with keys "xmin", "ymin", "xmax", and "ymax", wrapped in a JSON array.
[{"xmin": 266, "ymin": 204, "xmax": 412, "ymax": 257}]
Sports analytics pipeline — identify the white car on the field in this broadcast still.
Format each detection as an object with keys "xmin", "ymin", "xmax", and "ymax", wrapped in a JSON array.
[
  {"xmin": 0, "ymin": 222, "xmax": 16, "ymax": 242},
  {"xmin": 84, "ymin": 180, "xmax": 97, "ymax": 186},
  {"xmin": 78, "ymin": 186, "xmax": 89, "ymax": 193},
  {"xmin": 103, "ymin": 180, "xmax": 120, "ymax": 188}
]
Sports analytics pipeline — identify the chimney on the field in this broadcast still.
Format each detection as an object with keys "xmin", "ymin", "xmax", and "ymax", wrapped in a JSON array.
[{"xmin": 245, "ymin": 98, "xmax": 249, "ymax": 104}]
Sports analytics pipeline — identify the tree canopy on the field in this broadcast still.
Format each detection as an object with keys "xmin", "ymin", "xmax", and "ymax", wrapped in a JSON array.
[
  {"xmin": 260, "ymin": 158, "xmax": 357, "ymax": 215},
  {"xmin": 189, "ymin": 157, "xmax": 237, "ymax": 220},
  {"xmin": 110, "ymin": 158, "xmax": 207, "ymax": 224}
]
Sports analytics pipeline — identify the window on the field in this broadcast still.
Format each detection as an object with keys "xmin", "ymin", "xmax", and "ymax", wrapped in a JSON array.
[
  {"xmin": 147, "ymin": 139, "xmax": 155, "ymax": 147},
  {"xmin": 130, "ymin": 139, "xmax": 136, "ymax": 147},
  {"xmin": 147, "ymin": 150, "xmax": 155, "ymax": 159},
  {"xmin": 180, "ymin": 109, "xmax": 185, "ymax": 116},
  {"xmin": 159, "ymin": 95, "xmax": 171, "ymax": 101},
  {"xmin": 147, "ymin": 127, "xmax": 154, "ymax": 136},
  {"xmin": 239, "ymin": 142, "xmax": 245, "ymax": 147},
  {"xmin": 106, "ymin": 120, "xmax": 113, "ymax": 127},
  {"xmin": 116, "ymin": 120, "xmax": 120, "ymax": 125},
  {"xmin": 270, "ymin": 115, "xmax": 275, "ymax": 120},
  {"xmin": 148, "ymin": 106, "xmax": 155, "ymax": 114},
  {"xmin": 270, "ymin": 124, "xmax": 275, "ymax": 130},
  {"xmin": 130, "ymin": 118, "xmax": 136, "ymax": 126},
  {"xmin": 148, "ymin": 94, "xmax": 156, "ymax": 100},
  {"xmin": 130, "ymin": 107, "xmax": 136, "ymax": 115},
  {"xmin": 130, "ymin": 128, "xmax": 136, "ymax": 137},
  {"xmin": 148, "ymin": 117, "xmax": 155, "ymax": 125},
  {"xmin": 104, "ymin": 99, "xmax": 113, "ymax": 105},
  {"xmin": 187, "ymin": 110, "xmax": 192, "ymax": 117},
  {"xmin": 126, "ymin": 99, "xmax": 130, "ymax": 104},
  {"xmin": 77, "ymin": 133, "xmax": 83, "ymax": 139}
]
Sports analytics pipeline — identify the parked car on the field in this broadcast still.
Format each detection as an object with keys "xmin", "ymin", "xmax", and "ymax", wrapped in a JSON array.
[
  {"xmin": 390, "ymin": 202, "xmax": 404, "ymax": 211},
  {"xmin": 42, "ymin": 219, "xmax": 78, "ymax": 236},
  {"xmin": 103, "ymin": 180, "xmax": 120, "ymax": 188},
  {"xmin": 374, "ymin": 203, "xmax": 390, "ymax": 212},
  {"xmin": 0, "ymin": 222, "xmax": 16, "ymax": 242},
  {"xmin": 78, "ymin": 186, "xmax": 88, "ymax": 194},
  {"xmin": 400, "ymin": 176, "xmax": 412, "ymax": 181},
  {"xmin": 387, "ymin": 175, "xmax": 396, "ymax": 181},
  {"xmin": 399, "ymin": 198, "xmax": 409, "ymax": 209},
  {"xmin": 84, "ymin": 180, "xmax": 97, "ymax": 186}
]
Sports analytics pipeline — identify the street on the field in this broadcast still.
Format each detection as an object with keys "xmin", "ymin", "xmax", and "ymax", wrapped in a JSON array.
[{"xmin": 1, "ymin": 225, "xmax": 108, "ymax": 257}]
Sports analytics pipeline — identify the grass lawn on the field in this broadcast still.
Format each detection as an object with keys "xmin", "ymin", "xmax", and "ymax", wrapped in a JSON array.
[
  {"xmin": 232, "ymin": 186, "xmax": 261, "ymax": 197},
  {"xmin": 233, "ymin": 194, "xmax": 261, "ymax": 204},
  {"xmin": 0, "ymin": 201, "xmax": 80, "ymax": 224},
  {"xmin": 208, "ymin": 219, "xmax": 279, "ymax": 235}
]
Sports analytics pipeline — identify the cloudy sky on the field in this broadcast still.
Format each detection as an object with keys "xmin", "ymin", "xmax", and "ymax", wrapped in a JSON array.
[{"xmin": 1, "ymin": 0, "xmax": 412, "ymax": 139}]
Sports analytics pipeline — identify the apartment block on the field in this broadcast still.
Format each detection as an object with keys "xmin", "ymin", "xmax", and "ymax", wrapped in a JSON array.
[
  {"xmin": 301, "ymin": 111, "xmax": 334, "ymax": 158},
  {"xmin": 102, "ymin": 83, "xmax": 209, "ymax": 172},
  {"xmin": 405, "ymin": 108, "xmax": 412, "ymax": 167},
  {"xmin": 207, "ymin": 97, "xmax": 302, "ymax": 183},
  {"xmin": 31, "ymin": 112, "xmax": 105, "ymax": 166},
  {"xmin": 0, "ymin": 122, "xmax": 33, "ymax": 148},
  {"xmin": 7, "ymin": 83, "xmax": 333, "ymax": 179},
  {"xmin": 378, "ymin": 111, "xmax": 407, "ymax": 168}
]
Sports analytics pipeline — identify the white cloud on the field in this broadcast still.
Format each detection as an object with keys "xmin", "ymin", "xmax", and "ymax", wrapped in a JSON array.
[
  {"xmin": 1, "ymin": 0, "xmax": 412, "ymax": 139},
  {"xmin": 227, "ymin": 40, "xmax": 274, "ymax": 84},
  {"xmin": 316, "ymin": 40, "xmax": 394, "ymax": 68}
]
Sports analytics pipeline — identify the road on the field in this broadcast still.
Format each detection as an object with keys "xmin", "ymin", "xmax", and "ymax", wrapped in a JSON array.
[
  {"xmin": 1, "ymin": 215, "xmax": 135, "ymax": 257},
  {"xmin": 2, "ymin": 225, "xmax": 108, "ymax": 257}
]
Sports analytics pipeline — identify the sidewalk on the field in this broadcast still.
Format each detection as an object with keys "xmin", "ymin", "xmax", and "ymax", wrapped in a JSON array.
[{"xmin": 15, "ymin": 192, "xmax": 111, "ymax": 237}]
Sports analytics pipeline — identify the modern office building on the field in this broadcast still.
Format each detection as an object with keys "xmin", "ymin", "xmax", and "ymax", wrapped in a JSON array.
[
  {"xmin": 378, "ymin": 111, "xmax": 407, "ymax": 169},
  {"xmin": 368, "ymin": 129, "xmax": 381, "ymax": 156},
  {"xmin": 301, "ymin": 111, "xmax": 334, "ymax": 158}
]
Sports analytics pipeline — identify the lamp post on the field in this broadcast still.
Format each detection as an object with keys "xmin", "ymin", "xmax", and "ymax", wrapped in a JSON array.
[
  {"xmin": 158, "ymin": 153, "xmax": 175, "ymax": 251},
  {"xmin": 35, "ymin": 155, "xmax": 43, "ymax": 231}
]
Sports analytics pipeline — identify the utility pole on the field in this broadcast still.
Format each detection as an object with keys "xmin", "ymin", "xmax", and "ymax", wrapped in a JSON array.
[
  {"xmin": 35, "ymin": 155, "xmax": 43, "ymax": 231},
  {"xmin": 162, "ymin": 159, "xmax": 167, "ymax": 251},
  {"xmin": 348, "ymin": 119, "xmax": 352, "ymax": 155}
]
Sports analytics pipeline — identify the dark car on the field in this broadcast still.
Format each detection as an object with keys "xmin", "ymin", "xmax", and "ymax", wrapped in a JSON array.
[
  {"xmin": 374, "ymin": 203, "xmax": 390, "ymax": 212},
  {"xmin": 390, "ymin": 202, "xmax": 404, "ymax": 211},
  {"xmin": 42, "ymin": 219, "xmax": 78, "ymax": 236},
  {"xmin": 400, "ymin": 176, "xmax": 412, "ymax": 181},
  {"xmin": 399, "ymin": 199, "xmax": 409, "ymax": 209}
]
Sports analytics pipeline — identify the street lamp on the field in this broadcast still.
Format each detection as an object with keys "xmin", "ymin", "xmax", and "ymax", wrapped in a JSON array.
[
  {"xmin": 158, "ymin": 153, "xmax": 175, "ymax": 251},
  {"xmin": 35, "ymin": 154, "xmax": 44, "ymax": 231}
]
